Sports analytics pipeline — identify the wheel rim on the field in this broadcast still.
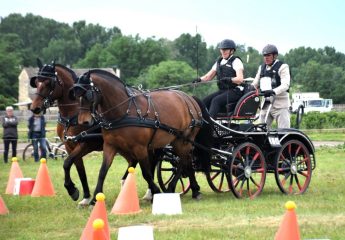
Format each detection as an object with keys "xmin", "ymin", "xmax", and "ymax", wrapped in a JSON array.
[
  {"xmin": 157, "ymin": 159, "xmax": 190, "ymax": 195},
  {"xmin": 206, "ymin": 159, "xmax": 230, "ymax": 193},
  {"xmin": 22, "ymin": 144, "xmax": 35, "ymax": 162},
  {"xmin": 54, "ymin": 143, "xmax": 68, "ymax": 160},
  {"xmin": 228, "ymin": 142, "xmax": 266, "ymax": 199},
  {"xmin": 275, "ymin": 140, "xmax": 312, "ymax": 194}
]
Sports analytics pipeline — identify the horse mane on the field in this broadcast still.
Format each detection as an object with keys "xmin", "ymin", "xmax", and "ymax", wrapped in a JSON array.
[
  {"xmin": 87, "ymin": 69, "xmax": 124, "ymax": 85},
  {"xmin": 55, "ymin": 63, "xmax": 78, "ymax": 82}
]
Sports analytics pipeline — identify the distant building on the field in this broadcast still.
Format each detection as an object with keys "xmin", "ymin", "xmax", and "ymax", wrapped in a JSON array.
[{"xmin": 16, "ymin": 67, "xmax": 117, "ymax": 110}]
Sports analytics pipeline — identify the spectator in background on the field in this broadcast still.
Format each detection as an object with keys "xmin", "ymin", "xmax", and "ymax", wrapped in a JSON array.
[
  {"xmin": 28, "ymin": 113, "xmax": 47, "ymax": 162},
  {"xmin": 2, "ymin": 106, "xmax": 18, "ymax": 163}
]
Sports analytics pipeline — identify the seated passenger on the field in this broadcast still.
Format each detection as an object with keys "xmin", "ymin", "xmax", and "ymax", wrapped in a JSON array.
[{"xmin": 192, "ymin": 39, "xmax": 245, "ymax": 118}]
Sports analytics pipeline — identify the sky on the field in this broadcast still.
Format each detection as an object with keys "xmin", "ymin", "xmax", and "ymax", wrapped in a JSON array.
[{"xmin": 1, "ymin": 0, "xmax": 345, "ymax": 54}]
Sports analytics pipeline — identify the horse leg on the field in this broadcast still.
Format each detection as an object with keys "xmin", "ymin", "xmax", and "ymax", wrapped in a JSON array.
[
  {"xmin": 120, "ymin": 160, "xmax": 138, "ymax": 186},
  {"xmin": 74, "ymin": 156, "xmax": 92, "ymax": 206},
  {"xmin": 141, "ymin": 149, "xmax": 162, "ymax": 201},
  {"xmin": 172, "ymin": 142, "xmax": 202, "ymax": 200},
  {"xmin": 186, "ymin": 166, "xmax": 201, "ymax": 200},
  {"xmin": 63, "ymin": 143, "xmax": 92, "ymax": 205},
  {"xmin": 63, "ymin": 153, "xmax": 80, "ymax": 201},
  {"xmin": 137, "ymin": 149, "xmax": 161, "ymax": 200},
  {"xmin": 91, "ymin": 145, "xmax": 117, "ymax": 205}
]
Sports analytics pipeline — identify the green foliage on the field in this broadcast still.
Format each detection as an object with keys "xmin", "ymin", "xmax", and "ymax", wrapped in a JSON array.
[
  {"xmin": 137, "ymin": 60, "xmax": 194, "ymax": 88},
  {"xmin": 2, "ymin": 13, "xmax": 345, "ymax": 108},
  {"xmin": 285, "ymin": 47, "xmax": 345, "ymax": 103},
  {"xmin": 0, "ymin": 33, "xmax": 22, "ymax": 108},
  {"xmin": 292, "ymin": 111, "xmax": 345, "ymax": 129}
]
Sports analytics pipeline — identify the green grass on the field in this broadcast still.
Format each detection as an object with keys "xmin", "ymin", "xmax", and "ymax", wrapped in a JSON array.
[
  {"xmin": 1, "ymin": 146, "xmax": 345, "ymax": 240},
  {"xmin": 303, "ymin": 129, "xmax": 345, "ymax": 141}
]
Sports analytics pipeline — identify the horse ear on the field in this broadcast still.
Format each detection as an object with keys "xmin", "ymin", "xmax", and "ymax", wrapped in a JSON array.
[
  {"xmin": 51, "ymin": 59, "xmax": 56, "ymax": 67},
  {"xmin": 37, "ymin": 58, "xmax": 43, "ymax": 69}
]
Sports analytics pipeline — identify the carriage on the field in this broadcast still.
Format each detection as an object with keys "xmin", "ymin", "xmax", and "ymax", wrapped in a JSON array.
[
  {"xmin": 156, "ymin": 89, "xmax": 315, "ymax": 199},
  {"xmin": 30, "ymin": 61, "xmax": 315, "ymax": 204}
]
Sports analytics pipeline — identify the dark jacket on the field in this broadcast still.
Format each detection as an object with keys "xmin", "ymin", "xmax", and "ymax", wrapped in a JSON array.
[
  {"xmin": 2, "ymin": 115, "xmax": 18, "ymax": 139},
  {"xmin": 28, "ymin": 115, "xmax": 46, "ymax": 139}
]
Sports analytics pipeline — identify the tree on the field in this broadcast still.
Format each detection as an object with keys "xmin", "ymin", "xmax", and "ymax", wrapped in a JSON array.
[
  {"xmin": 72, "ymin": 21, "xmax": 122, "ymax": 57},
  {"xmin": 138, "ymin": 60, "xmax": 193, "ymax": 88},
  {"xmin": 173, "ymin": 33, "xmax": 208, "ymax": 73},
  {"xmin": 0, "ymin": 33, "xmax": 23, "ymax": 108}
]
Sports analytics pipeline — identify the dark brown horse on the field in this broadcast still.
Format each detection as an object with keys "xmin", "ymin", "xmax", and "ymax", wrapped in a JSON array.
[
  {"xmin": 73, "ymin": 70, "xmax": 211, "ymax": 202},
  {"xmin": 30, "ymin": 60, "xmax": 105, "ymax": 206}
]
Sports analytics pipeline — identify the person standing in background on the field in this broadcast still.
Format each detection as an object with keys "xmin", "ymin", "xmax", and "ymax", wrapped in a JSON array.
[
  {"xmin": 2, "ymin": 106, "xmax": 18, "ymax": 163},
  {"xmin": 28, "ymin": 113, "xmax": 47, "ymax": 162}
]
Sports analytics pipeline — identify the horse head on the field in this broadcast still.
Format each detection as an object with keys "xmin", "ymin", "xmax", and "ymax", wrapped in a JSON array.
[
  {"xmin": 72, "ymin": 72, "xmax": 101, "ymax": 126},
  {"xmin": 30, "ymin": 58, "xmax": 77, "ymax": 114}
]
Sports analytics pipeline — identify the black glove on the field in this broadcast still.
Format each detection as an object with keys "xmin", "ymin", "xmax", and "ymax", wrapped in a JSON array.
[
  {"xmin": 192, "ymin": 78, "xmax": 201, "ymax": 83},
  {"xmin": 263, "ymin": 90, "xmax": 276, "ymax": 97}
]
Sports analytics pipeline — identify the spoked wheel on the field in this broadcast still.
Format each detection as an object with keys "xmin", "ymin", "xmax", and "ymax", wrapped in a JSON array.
[
  {"xmin": 227, "ymin": 142, "xmax": 266, "ymax": 199},
  {"xmin": 205, "ymin": 156, "xmax": 230, "ymax": 193},
  {"xmin": 156, "ymin": 157, "xmax": 190, "ymax": 195},
  {"xmin": 22, "ymin": 143, "xmax": 35, "ymax": 162},
  {"xmin": 274, "ymin": 139, "xmax": 312, "ymax": 195}
]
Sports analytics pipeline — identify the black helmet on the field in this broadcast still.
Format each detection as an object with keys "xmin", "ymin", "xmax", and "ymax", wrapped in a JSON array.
[
  {"xmin": 218, "ymin": 39, "xmax": 236, "ymax": 49},
  {"xmin": 262, "ymin": 44, "xmax": 278, "ymax": 55}
]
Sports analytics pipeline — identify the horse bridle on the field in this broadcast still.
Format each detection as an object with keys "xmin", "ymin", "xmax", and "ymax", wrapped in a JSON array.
[
  {"xmin": 32, "ymin": 66, "xmax": 63, "ymax": 110},
  {"xmin": 73, "ymin": 80, "xmax": 102, "ymax": 122}
]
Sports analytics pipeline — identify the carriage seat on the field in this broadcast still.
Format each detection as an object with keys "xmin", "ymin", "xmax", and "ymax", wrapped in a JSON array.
[{"xmin": 216, "ymin": 89, "xmax": 260, "ymax": 121}]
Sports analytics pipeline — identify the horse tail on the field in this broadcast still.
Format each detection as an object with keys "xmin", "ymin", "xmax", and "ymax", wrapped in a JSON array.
[{"xmin": 192, "ymin": 96, "xmax": 213, "ymax": 171}]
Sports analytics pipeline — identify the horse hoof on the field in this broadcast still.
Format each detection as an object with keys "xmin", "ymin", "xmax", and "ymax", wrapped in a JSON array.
[
  {"xmin": 70, "ymin": 189, "xmax": 80, "ymax": 201},
  {"xmin": 192, "ymin": 192, "xmax": 202, "ymax": 201},
  {"xmin": 78, "ymin": 198, "xmax": 92, "ymax": 208},
  {"xmin": 142, "ymin": 189, "xmax": 153, "ymax": 201}
]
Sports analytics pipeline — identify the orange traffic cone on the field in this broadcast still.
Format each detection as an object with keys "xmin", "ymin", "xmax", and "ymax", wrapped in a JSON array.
[
  {"xmin": 275, "ymin": 201, "xmax": 301, "ymax": 240},
  {"xmin": 31, "ymin": 158, "xmax": 55, "ymax": 197},
  {"xmin": 5, "ymin": 157, "xmax": 24, "ymax": 194},
  {"xmin": 0, "ymin": 195, "xmax": 9, "ymax": 215},
  {"xmin": 111, "ymin": 167, "xmax": 142, "ymax": 215},
  {"xmin": 92, "ymin": 219, "xmax": 108, "ymax": 240},
  {"xmin": 80, "ymin": 193, "xmax": 110, "ymax": 240}
]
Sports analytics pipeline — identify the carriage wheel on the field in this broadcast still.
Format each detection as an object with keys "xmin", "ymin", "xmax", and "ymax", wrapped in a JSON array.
[
  {"xmin": 274, "ymin": 139, "xmax": 312, "ymax": 195},
  {"xmin": 205, "ymin": 160, "xmax": 230, "ymax": 193},
  {"xmin": 227, "ymin": 142, "xmax": 266, "ymax": 199},
  {"xmin": 156, "ymin": 158, "xmax": 190, "ymax": 195}
]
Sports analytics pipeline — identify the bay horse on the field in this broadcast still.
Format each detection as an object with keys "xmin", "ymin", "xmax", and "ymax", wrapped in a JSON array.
[
  {"xmin": 72, "ymin": 70, "xmax": 212, "ymax": 203},
  {"xmin": 30, "ymin": 59, "xmax": 105, "ymax": 206}
]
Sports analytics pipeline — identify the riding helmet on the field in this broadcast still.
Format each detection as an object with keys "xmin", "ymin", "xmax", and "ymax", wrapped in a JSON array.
[
  {"xmin": 218, "ymin": 39, "xmax": 236, "ymax": 49},
  {"xmin": 262, "ymin": 44, "xmax": 278, "ymax": 55}
]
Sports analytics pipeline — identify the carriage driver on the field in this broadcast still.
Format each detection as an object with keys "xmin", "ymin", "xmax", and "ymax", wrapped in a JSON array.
[
  {"xmin": 192, "ymin": 39, "xmax": 245, "ymax": 118},
  {"xmin": 252, "ymin": 44, "xmax": 291, "ymax": 129}
]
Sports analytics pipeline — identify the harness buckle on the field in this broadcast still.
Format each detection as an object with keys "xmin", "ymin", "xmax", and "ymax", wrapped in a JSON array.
[{"xmin": 81, "ymin": 131, "xmax": 87, "ymax": 137}]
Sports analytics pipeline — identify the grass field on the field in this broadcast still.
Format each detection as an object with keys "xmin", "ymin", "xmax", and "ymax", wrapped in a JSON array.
[{"xmin": 1, "ymin": 144, "xmax": 345, "ymax": 239}]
